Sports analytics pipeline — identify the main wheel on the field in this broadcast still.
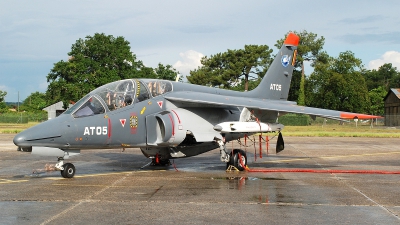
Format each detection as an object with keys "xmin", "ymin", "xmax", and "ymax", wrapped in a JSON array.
[
  {"xmin": 160, "ymin": 159, "xmax": 171, "ymax": 166},
  {"xmin": 227, "ymin": 149, "xmax": 247, "ymax": 171},
  {"xmin": 61, "ymin": 163, "xmax": 76, "ymax": 178}
]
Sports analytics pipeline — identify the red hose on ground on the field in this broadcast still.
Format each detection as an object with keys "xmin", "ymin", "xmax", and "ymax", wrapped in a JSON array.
[
  {"xmin": 172, "ymin": 160, "xmax": 179, "ymax": 172},
  {"xmin": 245, "ymin": 167, "xmax": 400, "ymax": 174},
  {"xmin": 259, "ymin": 135, "xmax": 262, "ymax": 158}
]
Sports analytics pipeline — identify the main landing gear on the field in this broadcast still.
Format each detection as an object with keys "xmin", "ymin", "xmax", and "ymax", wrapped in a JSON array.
[
  {"xmin": 217, "ymin": 139, "xmax": 248, "ymax": 171},
  {"xmin": 227, "ymin": 149, "xmax": 247, "ymax": 171},
  {"xmin": 55, "ymin": 157, "xmax": 76, "ymax": 178},
  {"xmin": 151, "ymin": 153, "xmax": 171, "ymax": 166}
]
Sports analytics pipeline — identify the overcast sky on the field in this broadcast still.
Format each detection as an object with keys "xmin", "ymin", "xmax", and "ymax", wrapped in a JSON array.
[{"xmin": 1, "ymin": 0, "xmax": 400, "ymax": 102}]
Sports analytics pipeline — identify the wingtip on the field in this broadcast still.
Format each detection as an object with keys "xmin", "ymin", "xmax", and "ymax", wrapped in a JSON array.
[
  {"xmin": 284, "ymin": 32, "xmax": 300, "ymax": 46},
  {"xmin": 340, "ymin": 113, "xmax": 383, "ymax": 120}
]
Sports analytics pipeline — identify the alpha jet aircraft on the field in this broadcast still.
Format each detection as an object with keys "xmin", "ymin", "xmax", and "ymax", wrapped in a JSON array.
[{"xmin": 13, "ymin": 33, "xmax": 380, "ymax": 178}]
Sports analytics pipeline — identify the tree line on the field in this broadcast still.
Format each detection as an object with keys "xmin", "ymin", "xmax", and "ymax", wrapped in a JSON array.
[
  {"xmin": 1, "ymin": 33, "xmax": 179, "ymax": 112},
  {"xmin": 188, "ymin": 30, "xmax": 398, "ymax": 116},
  {"xmin": 1, "ymin": 31, "xmax": 399, "ymax": 116}
]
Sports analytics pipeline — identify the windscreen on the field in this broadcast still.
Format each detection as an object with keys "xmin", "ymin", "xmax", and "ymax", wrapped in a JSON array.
[
  {"xmin": 94, "ymin": 79, "xmax": 136, "ymax": 111},
  {"xmin": 73, "ymin": 96, "xmax": 105, "ymax": 118},
  {"xmin": 63, "ymin": 79, "xmax": 170, "ymax": 116}
]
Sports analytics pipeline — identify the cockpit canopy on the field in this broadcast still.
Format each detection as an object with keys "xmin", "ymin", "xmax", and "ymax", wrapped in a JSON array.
[{"xmin": 64, "ymin": 79, "xmax": 173, "ymax": 118}]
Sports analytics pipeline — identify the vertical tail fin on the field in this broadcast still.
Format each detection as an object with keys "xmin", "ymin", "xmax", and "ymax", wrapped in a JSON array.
[{"xmin": 248, "ymin": 32, "xmax": 299, "ymax": 100}]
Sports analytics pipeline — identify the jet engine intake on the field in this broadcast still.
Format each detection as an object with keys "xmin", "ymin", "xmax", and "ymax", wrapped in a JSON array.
[{"xmin": 146, "ymin": 111, "xmax": 186, "ymax": 146}]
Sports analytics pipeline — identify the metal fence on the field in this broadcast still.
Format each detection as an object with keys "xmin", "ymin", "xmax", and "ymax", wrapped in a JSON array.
[
  {"xmin": 0, "ymin": 115, "xmax": 28, "ymax": 123},
  {"xmin": 0, "ymin": 114, "xmax": 47, "ymax": 123}
]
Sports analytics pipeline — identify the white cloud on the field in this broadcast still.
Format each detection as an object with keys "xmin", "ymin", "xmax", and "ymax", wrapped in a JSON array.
[
  {"xmin": 368, "ymin": 51, "xmax": 400, "ymax": 70},
  {"xmin": 173, "ymin": 50, "xmax": 204, "ymax": 78}
]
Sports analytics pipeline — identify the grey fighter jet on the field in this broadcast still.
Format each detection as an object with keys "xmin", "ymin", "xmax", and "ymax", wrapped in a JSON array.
[{"xmin": 13, "ymin": 33, "xmax": 380, "ymax": 178}]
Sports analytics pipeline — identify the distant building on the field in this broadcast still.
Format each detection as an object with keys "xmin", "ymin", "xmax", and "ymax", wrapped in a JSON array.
[
  {"xmin": 42, "ymin": 101, "xmax": 73, "ymax": 120},
  {"xmin": 383, "ymin": 88, "xmax": 400, "ymax": 126}
]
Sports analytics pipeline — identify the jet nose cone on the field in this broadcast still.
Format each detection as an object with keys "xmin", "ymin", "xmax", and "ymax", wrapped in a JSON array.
[
  {"xmin": 13, "ymin": 117, "xmax": 65, "ymax": 147},
  {"xmin": 13, "ymin": 132, "xmax": 33, "ymax": 152},
  {"xmin": 13, "ymin": 132, "xmax": 26, "ymax": 147}
]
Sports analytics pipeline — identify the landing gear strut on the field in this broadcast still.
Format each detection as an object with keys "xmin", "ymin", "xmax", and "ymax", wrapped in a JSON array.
[
  {"xmin": 55, "ymin": 157, "xmax": 76, "ymax": 178},
  {"xmin": 217, "ymin": 139, "xmax": 230, "ymax": 163}
]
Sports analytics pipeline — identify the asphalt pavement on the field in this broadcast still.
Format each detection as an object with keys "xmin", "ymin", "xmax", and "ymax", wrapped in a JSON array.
[{"xmin": 0, "ymin": 134, "xmax": 399, "ymax": 225}]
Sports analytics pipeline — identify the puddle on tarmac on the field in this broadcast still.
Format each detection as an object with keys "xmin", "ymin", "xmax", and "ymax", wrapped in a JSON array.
[{"xmin": 210, "ymin": 177, "xmax": 286, "ymax": 181}]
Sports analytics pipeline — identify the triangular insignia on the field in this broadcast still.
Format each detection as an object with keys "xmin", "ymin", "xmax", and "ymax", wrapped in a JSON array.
[
  {"xmin": 157, "ymin": 101, "xmax": 163, "ymax": 108},
  {"xmin": 120, "ymin": 119, "xmax": 126, "ymax": 127}
]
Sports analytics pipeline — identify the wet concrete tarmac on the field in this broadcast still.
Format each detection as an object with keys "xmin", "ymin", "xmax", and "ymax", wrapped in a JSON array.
[{"xmin": 0, "ymin": 134, "xmax": 400, "ymax": 224}]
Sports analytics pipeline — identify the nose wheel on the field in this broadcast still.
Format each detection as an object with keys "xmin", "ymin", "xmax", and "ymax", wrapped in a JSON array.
[
  {"xmin": 55, "ymin": 158, "xmax": 76, "ymax": 178},
  {"xmin": 61, "ymin": 163, "xmax": 76, "ymax": 178}
]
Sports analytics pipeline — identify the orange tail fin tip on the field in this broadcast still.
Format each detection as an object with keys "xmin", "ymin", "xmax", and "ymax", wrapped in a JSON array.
[{"xmin": 284, "ymin": 32, "xmax": 300, "ymax": 46}]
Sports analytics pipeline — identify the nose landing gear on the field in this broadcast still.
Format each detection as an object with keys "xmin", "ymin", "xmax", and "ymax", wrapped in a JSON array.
[{"xmin": 55, "ymin": 158, "xmax": 76, "ymax": 178}]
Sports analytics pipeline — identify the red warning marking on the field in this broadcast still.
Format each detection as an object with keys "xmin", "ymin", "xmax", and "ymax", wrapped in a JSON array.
[
  {"xmin": 120, "ymin": 119, "xmax": 126, "ymax": 127},
  {"xmin": 108, "ymin": 118, "xmax": 112, "ymax": 138},
  {"xmin": 259, "ymin": 135, "xmax": 262, "ymax": 159},
  {"xmin": 168, "ymin": 114, "xmax": 175, "ymax": 135},
  {"xmin": 171, "ymin": 110, "xmax": 181, "ymax": 124},
  {"xmin": 157, "ymin": 101, "xmax": 163, "ymax": 108}
]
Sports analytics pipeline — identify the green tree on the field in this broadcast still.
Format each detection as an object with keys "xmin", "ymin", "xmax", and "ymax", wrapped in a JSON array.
[
  {"xmin": 306, "ymin": 51, "xmax": 370, "ymax": 113},
  {"xmin": 154, "ymin": 63, "xmax": 179, "ymax": 81},
  {"xmin": 0, "ymin": 90, "xmax": 7, "ymax": 112},
  {"xmin": 0, "ymin": 90, "xmax": 6, "ymax": 103},
  {"xmin": 362, "ymin": 63, "xmax": 400, "ymax": 91},
  {"xmin": 297, "ymin": 75, "xmax": 305, "ymax": 105},
  {"xmin": 275, "ymin": 30, "xmax": 326, "ymax": 104},
  {"xmin": 20, "ymin": 92, "xmax": 48, "ymax": 112},
  {"xmin": 368, "ymin": 86, "xmax": 386, "ymax": 115},
  {"xmin": 46, "ymin": 33, "xmax": 149, "ymax": 108},
  {"xmin": 229, "ymin": 79, "xmax": 260, "ymax": 92},
  {"xmin": 134, "ymin": 63, "xmax": 179, "ymax": 81},
  {"xmin": 187, "ymin": 45, "xmax": 273, "ymax": 91}
]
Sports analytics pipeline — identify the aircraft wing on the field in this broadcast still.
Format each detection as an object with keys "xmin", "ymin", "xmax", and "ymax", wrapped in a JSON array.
[{"xmin": 165, "ymin": 92, "xmax": 381, "ymax": 120}]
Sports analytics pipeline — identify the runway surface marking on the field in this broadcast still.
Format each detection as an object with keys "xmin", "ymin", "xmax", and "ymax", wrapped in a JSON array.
[
  {"xmin": 43, "ymin": 170, "xmax": 155, "ymax": 180},
  {"xmin": 40, "ymin": 171, "xmax": 133, "ymax": 225},
  {"xmin": 0, "ymin": 178, "xmax": 28, "ymax": 184}
]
